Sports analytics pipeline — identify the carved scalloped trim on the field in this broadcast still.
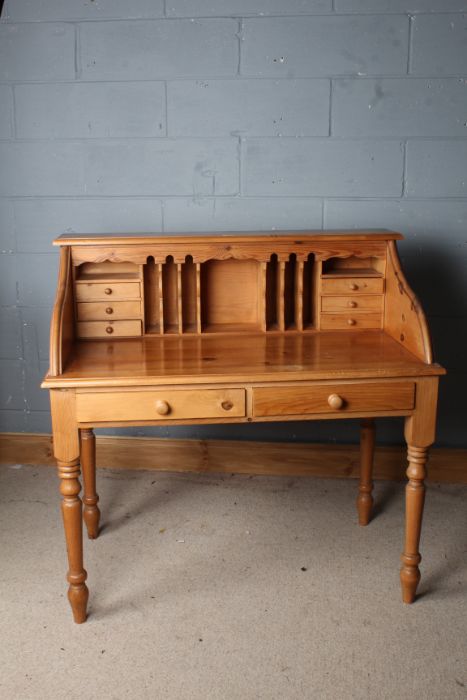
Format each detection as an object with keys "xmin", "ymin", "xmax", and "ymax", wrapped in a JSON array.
[{"xmin": 70, "ymin": 242, "xmax": 387, "ymax": 266}]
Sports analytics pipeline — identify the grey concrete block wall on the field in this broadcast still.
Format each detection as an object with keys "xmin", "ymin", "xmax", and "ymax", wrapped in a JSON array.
[{"xmin": 0, "ymin": 1, "xmax": 466, "ymax": 447}]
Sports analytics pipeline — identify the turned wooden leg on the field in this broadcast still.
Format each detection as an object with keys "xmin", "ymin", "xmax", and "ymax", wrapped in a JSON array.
[
  {"xmin": 357, "ymin": 419, "xmax": 375, "ymax": 526},
  {"xmin": 58, "ymin": 459, "xmax": 89, "ymax": 623},
  {"xmin": 80, "ymin": 428, "xmax": 100, "ymax": 539},
  {"xmin": 400, "ymin": 445, "xmax": 428, "ymax": 604}
]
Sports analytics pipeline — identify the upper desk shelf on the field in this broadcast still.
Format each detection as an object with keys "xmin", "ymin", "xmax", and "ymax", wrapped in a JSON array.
[{"xmin": 48, "ymin": 230, "xmax": 436, "ymax": 377}]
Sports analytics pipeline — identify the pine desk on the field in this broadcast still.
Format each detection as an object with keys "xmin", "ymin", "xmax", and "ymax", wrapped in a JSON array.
[{"xmin": 42, "ymin": 231, "xmax": 445, "ymax": 623}]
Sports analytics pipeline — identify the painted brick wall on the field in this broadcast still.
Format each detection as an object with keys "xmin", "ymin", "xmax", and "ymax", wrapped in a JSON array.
[{"xmin": 0, "ymin": 0, "xmax": 466, "ymax": 446}]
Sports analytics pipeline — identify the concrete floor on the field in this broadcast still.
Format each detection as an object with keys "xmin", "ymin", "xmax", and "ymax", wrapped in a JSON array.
[{"xmin": 0, "ymin": 464, "xmax": 466, "ymax": 700}]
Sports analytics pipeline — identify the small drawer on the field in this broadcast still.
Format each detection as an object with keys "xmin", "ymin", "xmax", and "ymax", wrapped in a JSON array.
[
  {"xmin": 321, "ymin": 277, "xmax": 384, "ymax": 295},
  {"xmin": 77, "ymin": 320, "xmax": 142, "ymax": 338},
  {"xmin": 77, "ymin": 300, "xmax": 142, "ymax": 321},
  {"xmin": 320, "ymin": 313, "xmax": 381, "ymax": 330},
  {"xmin": 321, "ymin": 295, "xmax": 383, "ymax": 313},
  {"xmin": 75, "ymin": 282, "xmax": 141, "ymax": 302},
  {"xmin": 76, "ymin": 388, "xmax": 246, "ymax": 423},
  {"xmin": 253, "ymin": 382, "xmax": 415, "ymax": 417}
]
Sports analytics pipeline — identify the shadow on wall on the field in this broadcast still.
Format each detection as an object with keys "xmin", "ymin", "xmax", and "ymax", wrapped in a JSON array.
[{"xmin": 401, "ymin": 243, "xmax": 467, "ymax": 447}]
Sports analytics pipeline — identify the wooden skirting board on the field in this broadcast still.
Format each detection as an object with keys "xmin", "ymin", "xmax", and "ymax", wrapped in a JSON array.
[{"xmin": 0, "ymin": 433, "xmax": 466, "ymax": 484}]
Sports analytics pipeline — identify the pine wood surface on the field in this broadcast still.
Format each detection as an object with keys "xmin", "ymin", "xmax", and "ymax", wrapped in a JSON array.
[
  {"xmin": 54, "ymin": 230, "xmax": 404, "ymax": 246},
  {"xmin": 42, "ymin": 331, "xmax": 444, "ymax": 389}
]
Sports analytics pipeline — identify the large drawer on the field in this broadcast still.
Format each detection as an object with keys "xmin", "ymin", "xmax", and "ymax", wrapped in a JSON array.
[
  {"xmin": 253, "ymin": 382, "xmax": 415, "ymax": 417},
  {"xmin": 321, "ymin": 278, "xmax": 384, "ymax": 295},
  {"xmin": 75, "ymin": 282, "xmax": 141, "ymax": 301},
  {"xmin": 76, "ymin": 388, "xmax": 246, "ymax": 422},
  {"xmin": 77, "ymin": 300, "xmax": 142, "ymax": 321}
]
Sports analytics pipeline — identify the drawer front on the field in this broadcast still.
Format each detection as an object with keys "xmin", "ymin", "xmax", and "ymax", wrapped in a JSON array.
[
  {"xmin": 77, "ymin": 300, "xmax": 142, "ymax": 321},
  {"xmin": 253, "ymin": 382, "xmax": 415, "ymax": 417},
  {"xmin": 75, "ymin": 282, "xmax": 141, "ymax": 301},
  {"xmin": 77, "ymin": 320, "xmax": 142, "ymax": 338},
  {"xmin": 76, "ymin": 388, "xmax": 246, "ymax": 422},
  {"xmin": 321, "ymin": 295, "xmax": 383, "ymax": 313},
  {"xmin": 320, "ymin": 313, "xmax": 382, "ymax": 330},
  {"xmin": 321, "ymin": 278, "xmax": 384, "ymax": 295}
]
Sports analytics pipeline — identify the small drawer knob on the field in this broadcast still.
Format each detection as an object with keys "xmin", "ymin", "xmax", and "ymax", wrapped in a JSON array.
[
  {"xmin": 105, "ymin": 307, "xmax": 113, "ymax": 315},
  {"xmin": 221, "ymin": 400, "xmax": 233, "ymax": 411},
  {"xmin": 347, "ymin": 300, "xmax": 357, "ymax": 308},
  {"xmin": 347, "ymin": 318, "xmax": 356, "ymax": 326},
  {"xmin": 349, "ymin": 283, "xmax": 358, "ymax": 291},
  {"xmin": 104, "ymin": 287, "xmax": 112, "ymax": 295},
  {"xmin": 156, "ymin": 400, "xmax": 170, "ymax": 416},
  {"xmin": 328, "ymin": 393, "xmax": 344, "ymax": 410},
  {"xmin": 105, "ymin": 326, "xmax": 114, "ymax": 334}
]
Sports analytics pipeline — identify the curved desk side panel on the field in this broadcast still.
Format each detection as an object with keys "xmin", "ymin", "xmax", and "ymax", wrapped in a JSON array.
[
  {"xmin": 383, "ymin": 240, "xmax": 433, "ymax": 364},
  {"xmin": 49, "ymin": 246, "xmax": 75, "ymax": 377}
]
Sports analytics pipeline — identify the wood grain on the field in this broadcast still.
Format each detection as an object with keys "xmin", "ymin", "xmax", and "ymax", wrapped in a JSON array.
[
  {"xmin": 49, "ymin": 246, "xmax": 74, "ymax": 376},
  {"xmin": 75, "ymin": 388, "xmax": 246, "ymax": 423},
  {"xmin": 77, "ymin": 320, "xmax": 142, "ymax": 338},
  {"xmin": 42, "ymin": 332, "xmax": 444, "ymax": 389},
  {"xmin": 253, "ymin": 382, "xmax": 414, "ymax": 417},
  {"xmin": 320, "ymin": 313, "xmax": 382, "ymax": 330},
  {"xmin": 321, "ymin": 277, "xmax": 384, "ymax": 295},
  {"xmin": 77, "ymin": 301, "xmax": 142, "ymax": 321},
  {"xmin": 384, "ymin": 240, "xmax": 433, "ymax": 363},
  {"xmin": 75, "ymin": 281, "xmax": 141, "ymax": 301}
]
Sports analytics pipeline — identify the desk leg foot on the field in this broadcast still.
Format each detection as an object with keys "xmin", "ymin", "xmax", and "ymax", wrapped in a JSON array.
[
  {"xmin": 400, "ymin": 445, "xmax": 428, "ymax": 604},
  {"xmin": 357, "ymin": 419, "xmax": 375, "ymax": 526},
  {"xmin": 58, "ymin": 459, "xmax": 89, "ymax": 623},
  {"xmin": 80, "ymin": 428, "xmax": 100, "ymax": 540}
]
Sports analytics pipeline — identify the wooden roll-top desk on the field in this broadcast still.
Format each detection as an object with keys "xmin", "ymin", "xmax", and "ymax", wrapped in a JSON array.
[{"xmin": 41, "ymin": 230, "xmax": 445, "ymax": 622}]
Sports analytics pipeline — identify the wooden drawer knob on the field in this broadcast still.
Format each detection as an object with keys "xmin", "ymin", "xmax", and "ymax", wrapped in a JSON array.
[
  {"xmin": 105, "ymin": 307, "xmax": 113, "ymax": 315},
  {"xmin": 328, "ymin": 393, "xmax": 344, "ymax": 410},
  {"xmin": 156, "ymin": 400, "xmax": 170, "ymax": 416},
  {"xmin": 349, "ymin": 283, "xmax": 358, "ymax": 291},
  {"xmin": 104, "ymin": 287, "xmax": 112, "ymax": 295},
  {"xmin": 221, "ymin": 400, "xmax": 233, "ymax": 411},
  {"xmin": 347, "ymin": 318, "xmax": 356, "ymax": 326},
  {"xmin": 347, "ymin": 300, "xmax": 357, "ymax": 308},
  {"xmin": 105, "ymin": 326, "xmax": 114, "ymax": 334}
]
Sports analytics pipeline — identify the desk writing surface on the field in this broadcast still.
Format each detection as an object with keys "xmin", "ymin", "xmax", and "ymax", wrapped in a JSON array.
[{"xmin": 42, "ymin": 331, "xmax": 444, "ymax": 389}]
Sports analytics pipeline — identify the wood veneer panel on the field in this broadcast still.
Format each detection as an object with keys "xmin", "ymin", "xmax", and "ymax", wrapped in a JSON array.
[
  {"xmin": 321, "ymin": 277, "xmax": 384, "ymax": 295},
  {"xmin": 76, "ymin": 388, "xmax": 246, "ymax": 422},
  {"xmin": 384, "ymin": 240, "xmax": 433, "ymax": 363},
  {"xmin": 77, "ymin": 320, "xmax": 142, "ymax": 338},
  {"xmin": 201, "ymin": 258, "xmax": 261, "ymax": 331},
  {"xmin": 57, "ymin": 230, "xmax": 404, "ymax": 246},
  {"xmin": 253, "ymin": 382, "xmax": 415, "ymax": 417},
  {"xmin": 321, "ymin": 295, "xmax": 383, "ymax": 312},
  {"xmin": 77, "ymin": 301, "xmax": 141, "ymax": 321},
  {"xmin": 162, "ymin": 258, "xmax": 178, "ymax": 333},
  {"xmin": 181, "ymin": 258, "xmax": 198, "ymax": 333},
  {"xmin": 75, "ymin": 281, "xmax": 141, "ymax": 302},
  {"xmin": 143, "ymin": 257, "xmax": 160, "ymax": 332}
]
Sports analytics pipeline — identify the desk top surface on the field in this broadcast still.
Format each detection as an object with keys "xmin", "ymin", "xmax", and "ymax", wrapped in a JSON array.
[
  {"xmin": 42, "ymin": 331, "xmax": 444, "ymax": 389},
  {"xmin": 54, "ymin": 230, "xmax": 404, "ymax": 246}
]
